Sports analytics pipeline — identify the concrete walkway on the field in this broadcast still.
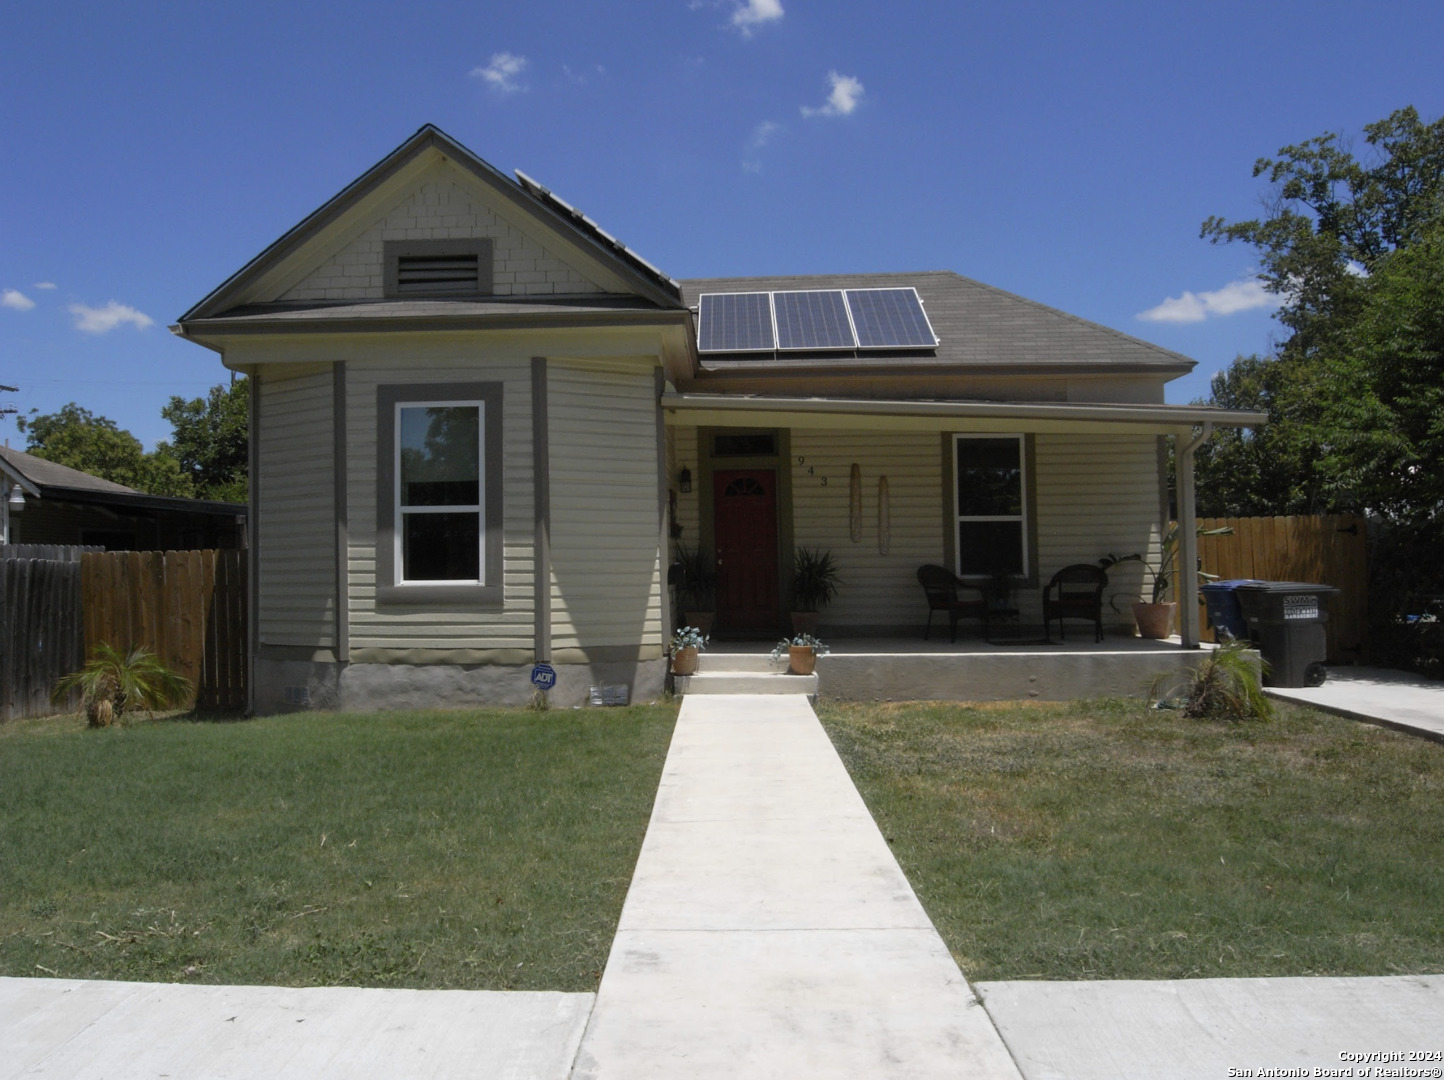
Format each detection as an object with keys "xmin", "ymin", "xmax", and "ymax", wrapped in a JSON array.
[
  {"xmin": 569, "ymin": 693, "xmax": 1023, "ymax": 1079},
  {"xmin": 977, "ymin": 975, "xmax": 1444, "ymax": 1080},
  {"xmin": 1267, "ymin": 664, "xmax": 1444, "ymax": 742},
  {"xmin": 0, "ymin": 978, "xmax": 592, "ymax": 1079}
]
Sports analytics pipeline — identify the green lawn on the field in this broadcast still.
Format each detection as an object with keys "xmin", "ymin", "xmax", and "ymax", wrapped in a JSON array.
[
  {"xmin": 0, "ymin": 704, "xmax": 677, "ymax": 991},
  {"xmin": 819, "ymin": 698, "xmax": 1444, "ymax": 982}
]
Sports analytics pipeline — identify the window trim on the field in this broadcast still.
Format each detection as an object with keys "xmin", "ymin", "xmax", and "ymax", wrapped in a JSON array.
[
  {"xmin": 383, "ymin": 239, "xmax": 494, "ymax": 298},
  {"xmin": 951, "ymin": 433, "xmax": 1036, "ymax": 584},
  {"xmin": 376, "ymin": 382, "xmax": 503, "ymax": 607}
]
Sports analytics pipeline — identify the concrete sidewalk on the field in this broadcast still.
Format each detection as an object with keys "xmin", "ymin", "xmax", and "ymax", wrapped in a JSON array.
[
  {"xmin": 1267, "ymin": 665, "xmax": 1444, "ymax": 742},
  {"xmin": 977, "ymin": 975, "xmax": 1444, "ymax": 1080},
  {"xmin": 570, "ymin": 693, "xmax": 1023, "ymax": 1079},
  {"xmin": 0, "ymin": 978, "xmax": 592, "ymax": 1080}
]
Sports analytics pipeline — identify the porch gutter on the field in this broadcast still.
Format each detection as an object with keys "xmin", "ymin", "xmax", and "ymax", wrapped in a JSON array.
[
  {"xmin": 1177, "ymin": 422, "xmax": 1213, "ymax": 649},
  {"xmin": 660, "ymin": 392, "xmax": 1265, "ymax": 434}
]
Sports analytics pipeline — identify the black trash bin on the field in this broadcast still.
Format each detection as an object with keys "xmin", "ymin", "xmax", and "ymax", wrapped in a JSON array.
[
  {"xmin": 1234, "ymin": 582, "xmax": 1340, "ymax": 688},
  {"xmin": 1200, "ymin": 579, "xmax": 1265, "ymax": 642}
]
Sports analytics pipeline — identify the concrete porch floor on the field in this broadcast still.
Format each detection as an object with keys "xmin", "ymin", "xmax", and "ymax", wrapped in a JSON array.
[{"xmin": 699, "ymin": 634, "xmax": 1208, "ymax": 702}]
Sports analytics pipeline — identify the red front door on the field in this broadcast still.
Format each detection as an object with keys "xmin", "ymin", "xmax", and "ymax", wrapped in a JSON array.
[{"xmin": 714, "ymin": 469, "xmax": 779, "ymax": 633}]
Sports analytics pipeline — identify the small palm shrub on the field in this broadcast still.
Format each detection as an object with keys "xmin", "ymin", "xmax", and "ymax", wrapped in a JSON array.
[
  {"xmin": 53, "ymin": 643, "xmax": 193, "ymax": 727},
  {"xmin": 1154, "ymin": 641, "xmax": 1272, "ymax": 722}
]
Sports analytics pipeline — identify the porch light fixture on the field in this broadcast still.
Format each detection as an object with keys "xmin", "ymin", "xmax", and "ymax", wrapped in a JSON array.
[
  {"xmin": 6, "ymin": 485, "xmax": 22, "ymax": 512},
  {"xmin": 678, "ymin": 467, "xmax": 692, "ymax": 494}
]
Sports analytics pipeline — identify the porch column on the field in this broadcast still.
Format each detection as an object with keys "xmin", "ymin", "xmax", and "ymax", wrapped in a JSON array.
[
  {"xmin": 532, "ymin": 357, "xmax": 551, "ymax": 663},
  {"xmin": 1176, "ymin": 423, "xmax": 1213, "ymax": 649}
]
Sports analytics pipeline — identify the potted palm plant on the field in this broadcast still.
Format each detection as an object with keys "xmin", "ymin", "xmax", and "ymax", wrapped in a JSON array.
[
  {"xmin": 674, "ymin": 543, "xmax": 718, "ymax": 635},
  {"xmin": 1103, "ymin": 523, "xmax": 1234, "ymax": 639},
  {"xmin": 789, "ymin": 546, "xmax": 841, "ymax": 636}
]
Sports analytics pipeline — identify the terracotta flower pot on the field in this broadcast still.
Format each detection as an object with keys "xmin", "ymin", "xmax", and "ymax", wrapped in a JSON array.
[
  {"xmin": 1133, "ymin": 601, "xmax": 1178, "ymax": 639},
  {"xmin": 671, "ymin": 646, "xmax": 700, "ymax": 676},
  {"xmin": 788, "ymin": 645, "xmax": 817, "ymax": 676}
]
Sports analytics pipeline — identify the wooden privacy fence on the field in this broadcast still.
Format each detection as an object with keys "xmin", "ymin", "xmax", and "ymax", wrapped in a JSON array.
[
  {"xmin": 81, "ymin": 549, "xmax": 247, "ymax": 711},
  {"xmin": 1192, "ymin": 514, "xmax": 1369, "ymax": 662},
  {"xmin": 0, "ymin": 554, "xmax": 84, "ymax": 721}
]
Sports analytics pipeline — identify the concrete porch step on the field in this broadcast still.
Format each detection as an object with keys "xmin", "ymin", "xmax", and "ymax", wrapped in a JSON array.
[
  {"xmin": 698, "ymin": 651, "xmax": 786, "ymax": 673},
  {"xmin": 675, "ymin": 670, "xmax": 819, "ymax": 696}
]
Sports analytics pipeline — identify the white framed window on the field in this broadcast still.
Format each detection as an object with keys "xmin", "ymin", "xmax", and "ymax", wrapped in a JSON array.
[
  {"xmin": 954, "ymin": 434, "xmax": 1028, "ymax": 577},
  {"xmin": 376, "ymin": 381, "xmax": 503, "ymax": 607},
  {"xmin": 395, "ymin": 401, "xmax": 484, "ymax": 584}
]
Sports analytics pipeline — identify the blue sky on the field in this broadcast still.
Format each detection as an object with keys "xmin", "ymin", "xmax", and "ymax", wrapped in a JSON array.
[{"xmin": 2, "ymin": 0, "xmax": 1441, "ymax": 451}]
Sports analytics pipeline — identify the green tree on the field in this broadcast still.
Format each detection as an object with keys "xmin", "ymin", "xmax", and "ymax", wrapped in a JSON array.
[
  {"xmin": 159, "ymin": 378, "xmax": 249, "ymax": 502},
  {"xmin": 16, "ymin": 403, "xmax": 193, "ymax": 498},
  {"xmin": 1197, "ymin": 106, "xmax": 1444, "ymax": 521}
]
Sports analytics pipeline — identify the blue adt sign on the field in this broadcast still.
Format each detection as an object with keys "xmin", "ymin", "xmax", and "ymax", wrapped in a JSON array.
[{"xmin": 530, "ymin": 663, "xmax": 557, "ymax": 691}]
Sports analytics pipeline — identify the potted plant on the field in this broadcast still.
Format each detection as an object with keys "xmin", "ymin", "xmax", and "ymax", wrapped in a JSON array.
[
  {"xmin": 770, "ymin": 633, "xmax": 830, "ymax": 676},
  {"xmin": 669, "ymin": 625, "xmax": 708, "ymax": 676},
  {"xmin": 674, "ymin": 543, "xmax": 718, "ymax": 635},
  {"xmin": 1102, "ymin": 522, "xmax": 1234, "ymax": 639},
  {"xmin": 789, "ymin": 546, "xmax": 841, "ymax": 636}
]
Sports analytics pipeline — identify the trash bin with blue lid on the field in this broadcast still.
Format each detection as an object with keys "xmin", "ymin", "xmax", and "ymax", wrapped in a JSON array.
[
  {"xmin": 1200, "ymin": 579, "xmax": 1265, "ymax": 642},
  {"xmin": 1233, "ymin": 582, "xmax": 1340, "ymax": 688}
]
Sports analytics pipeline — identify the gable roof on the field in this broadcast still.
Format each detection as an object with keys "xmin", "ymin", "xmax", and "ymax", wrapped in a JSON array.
[
  {"xmin": 0, "ymin": 446, "xmax": 137, "ymax": 497},
  {"xmin": 180, "ymin": 124, "xmax": 683, "ymax": 325},
  {"xmin": 681, "ymin": 271, "xmax": 1195, "ymax": 376}
]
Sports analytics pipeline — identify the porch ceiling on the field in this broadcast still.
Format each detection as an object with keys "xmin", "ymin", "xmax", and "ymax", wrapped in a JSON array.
[{"xmin": 661, "ymin": 391, "xmax": 1266, "ymax": 436}]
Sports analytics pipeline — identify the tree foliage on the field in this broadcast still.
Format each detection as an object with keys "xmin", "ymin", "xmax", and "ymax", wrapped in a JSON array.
[
  {"xmin": 16, "ymin": 378, "xmax": 249, "ymax": 502},
  {"xmin": 1196, "ymin": 106, "xmax": 1444, "ymax": 525},
  {"xmin": 17, "ymin": 403, "xmax": 192, "ymax": 497},
  {"xmin": 160, "ymin": 378, "xmax": 249, "ymax": 502}
]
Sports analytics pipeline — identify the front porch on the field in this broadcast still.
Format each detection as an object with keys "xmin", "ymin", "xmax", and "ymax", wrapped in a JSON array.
[{"xmin": 678, "ymin": 634, "xmax": 1211, "ymax": 703}]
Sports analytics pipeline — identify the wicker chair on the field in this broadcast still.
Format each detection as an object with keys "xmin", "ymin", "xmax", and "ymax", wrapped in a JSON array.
[
  {"xmin": 917, "ymin": 564, "xmax": 990, "ymax": 642},
  {"xmin": 1042, "ymin": 564, "xmax": 1108, "ymax": 642}
]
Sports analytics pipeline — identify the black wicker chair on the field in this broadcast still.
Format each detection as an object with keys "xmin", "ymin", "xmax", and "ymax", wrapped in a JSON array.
[
  {"xmin": 1042, "ymin": 563, "xmax": 1108, "ymax": 642},
  {"xmin": 917, "ymin": 564, "xmax": 990, "ymax": 642}
]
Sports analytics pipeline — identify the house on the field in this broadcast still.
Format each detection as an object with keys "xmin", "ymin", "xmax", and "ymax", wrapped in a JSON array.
[
  {"xmin": 174, "ymin": 125, "xmax": 1263, "ymax": 713},
  {"xmin": 0, "ymin": 446, "xmax": 246, "ymax": 551}
]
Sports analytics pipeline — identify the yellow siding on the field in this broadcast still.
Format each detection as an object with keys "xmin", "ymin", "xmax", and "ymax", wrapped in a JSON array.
[
  {"xmin": 790, "ymin": 430, "xmax": 943, "ymax": 628},
  {"xmin": 669, "ymin": 425, "xmax": 700, "ymax": 555},
  {"xmin": 548, "ymin": 361, "xmax": 662, "ymax": 651},
  {"xmin": 786, "ymin": 429, "xmax": 1161, "ymax": 629},
  {"xmin": 345, "ymin": 354, "xmax": 536, "ymax": 651},
  {"xmin": 1034, "ymin": 433, "xmax": 1160, "ymax": 622},
  {"xmin": 257, "ymin": 365, "xmax": 336, "ymax": 647}
]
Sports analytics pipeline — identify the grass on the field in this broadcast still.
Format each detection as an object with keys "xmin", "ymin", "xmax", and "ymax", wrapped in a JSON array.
[
  {"xmin": 0, "ymin": 703, "xmax": 677, "ymax": 991},
  {"xmin": 818, "ymin": 697, "xmax": 1444, "ymax": 982}
]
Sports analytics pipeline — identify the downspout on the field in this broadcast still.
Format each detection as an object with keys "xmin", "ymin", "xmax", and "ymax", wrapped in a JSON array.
[{"xmin": 1176, "ymin": 422, "xmax": 1213, "ymax": 649}]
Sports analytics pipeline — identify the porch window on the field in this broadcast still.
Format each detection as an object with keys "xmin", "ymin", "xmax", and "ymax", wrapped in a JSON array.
[
  {"xmin": 954, "ymin": 435, "xmax": 1027, "ymax": 577},
  {"xmin": 376, "ymin": 381, "xmax": 503, "ymax": 606}
]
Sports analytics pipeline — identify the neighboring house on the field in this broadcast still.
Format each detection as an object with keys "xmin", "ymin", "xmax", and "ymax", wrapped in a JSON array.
[
  {"xmin": 174, "ymin": 125, "xmax": 1263, "ymax": 714},
  {"xmin": 0, "ymin": 446, "xmax": 246, "ymax": 551}
]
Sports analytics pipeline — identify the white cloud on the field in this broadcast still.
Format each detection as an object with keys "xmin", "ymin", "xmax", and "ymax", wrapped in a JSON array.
[
  {"xmin": 732, "ymin": 0, "xmax": 783, "ymax": 35},
  {"xmin": 2, "ymin": 289, "xmax": 35, "ymax": 311},
  {"xmin": 34, "ymin": 282, "xmax": 57, "ymax": 290},
  {"xmin": 743, "ymin": 120, "xmax": 783, "ymax": 172},
  {"xmin": 1136, "ymin": 278, "xmax": 1277, "ymax": 324},
  {"xmin": 563, "ymin": 63, "xmax": 606, "ymax": 84},
  {"xmin": 68, "ymin": 301, "xmax": 155, "ymax": 334},
  {"xmin": 801, "ymin": 71, "xmax": 865, "ymax": 118},
  {"xmin": 471, "ymin": 52, "xmax": 528, "ymax": 94}
]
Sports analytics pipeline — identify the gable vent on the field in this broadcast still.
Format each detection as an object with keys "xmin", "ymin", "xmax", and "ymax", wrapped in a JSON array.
[
  {"xmin": 396, "ymin": 254, "xmax": 479, "ymax": 295},
  {"xmin": 384, "ymin": 239, "xmax": 494, "ymax": 298}
]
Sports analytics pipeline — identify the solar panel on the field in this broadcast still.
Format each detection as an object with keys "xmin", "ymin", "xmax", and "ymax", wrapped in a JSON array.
[
  {"xmin": 697, "ymin": 293, "xmax": 776, "ymax": 352},
  {"xmin": 845, "ymin": 288, "xmax": 938, "ymax": 349},
  {"xmin": 773, "ymin": 290, "xmax": 856, "ymax": 351}
]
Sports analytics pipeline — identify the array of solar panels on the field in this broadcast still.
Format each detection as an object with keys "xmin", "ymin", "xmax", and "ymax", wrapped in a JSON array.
[{"xmin": 697, "ymin": 288, "xmax": 939, "ymax": 353}]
